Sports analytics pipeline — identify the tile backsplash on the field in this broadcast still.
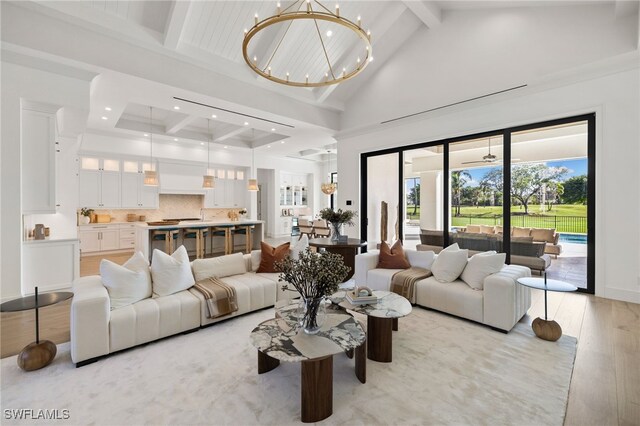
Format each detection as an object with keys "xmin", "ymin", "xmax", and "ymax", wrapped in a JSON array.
[{"xmin": 88, "ymin": 194, "xmax": 246, "ymax": 222}]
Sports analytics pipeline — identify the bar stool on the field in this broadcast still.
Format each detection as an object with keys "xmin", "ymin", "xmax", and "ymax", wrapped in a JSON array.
[
  {"xmin": 152, "ymin": 228, "xmax": 180, "ymax": 254},
  {"xmin": 232, "ymin": 225, "xmax": 255, "ymax": 254},
  {"xmin": 182, "ymin": 226, "xmax": 210, "ymax": 259},
  {"xmin": 211, "ymin": 225, "xmax": 235, "ymax": 255}
]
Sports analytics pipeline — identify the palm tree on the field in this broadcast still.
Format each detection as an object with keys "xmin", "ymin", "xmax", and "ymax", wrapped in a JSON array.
[{"xmin": 451, "ymin": 170, "xmax": 472, "ymax": 216}]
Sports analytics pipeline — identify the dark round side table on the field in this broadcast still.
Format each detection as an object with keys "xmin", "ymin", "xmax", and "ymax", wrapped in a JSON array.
[
  {"xmin": 308, "ymin": 238, "xmax": 367, "ymax": 280},
  {"xmin": 1, "ymin": 287, "xmax": 73, "ymax": 371}
]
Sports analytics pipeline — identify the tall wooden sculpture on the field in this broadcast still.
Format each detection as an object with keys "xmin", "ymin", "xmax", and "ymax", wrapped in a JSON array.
[{"xmin": 380, "ymin": 201, "xmax": 388, "ymax": 243}]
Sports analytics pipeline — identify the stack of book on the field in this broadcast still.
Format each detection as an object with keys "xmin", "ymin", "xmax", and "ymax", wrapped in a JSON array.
[{"xmin": 346, "ymin": 291, "xmax": 378, "ymax": 305}]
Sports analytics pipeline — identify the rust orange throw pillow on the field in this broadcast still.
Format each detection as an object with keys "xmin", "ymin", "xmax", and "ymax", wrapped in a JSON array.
[
  {"xmin": 257, "ymin": 241, "xmax": 291, "ymax": 273},
  {"xmin": 377, "ymin": 240, "xmax": 411, "ymax": 269}
]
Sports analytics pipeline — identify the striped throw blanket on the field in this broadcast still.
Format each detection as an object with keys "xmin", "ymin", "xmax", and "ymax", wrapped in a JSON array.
[
  {"xmin": 193, "ymin": 277, "xmax": 238, "ymax": 319},
  {"xmin": 390, "ymin": 267, "xmax": 432, "ymax": 303}
]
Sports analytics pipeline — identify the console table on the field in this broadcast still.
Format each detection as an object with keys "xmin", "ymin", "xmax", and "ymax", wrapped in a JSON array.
[{"xmin": 308, "ymin": 238, "xmax": 367, "ymax": 280}]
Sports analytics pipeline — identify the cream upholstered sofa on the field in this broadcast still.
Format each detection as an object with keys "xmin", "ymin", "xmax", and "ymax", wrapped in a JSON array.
[
  {"xmin": 354, "ymin": 249, "xmax": 531, "ymax": 332},
  {"xmin": 71, "ymin": 251, "xmax": 295, "ymax": 367}
]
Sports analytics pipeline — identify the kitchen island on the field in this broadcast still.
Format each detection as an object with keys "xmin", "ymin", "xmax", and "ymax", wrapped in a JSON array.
[{"xmin": 135, "ymin": 220, "xmax": 265, "ymax": 261}]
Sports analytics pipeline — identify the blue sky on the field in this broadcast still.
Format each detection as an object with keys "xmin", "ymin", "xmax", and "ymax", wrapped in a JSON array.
[{"xmin": 405, "ymin": 158, "xmax": 587, "ymax": 190}]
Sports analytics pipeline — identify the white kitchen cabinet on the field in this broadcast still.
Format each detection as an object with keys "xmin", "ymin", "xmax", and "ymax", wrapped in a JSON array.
[
  {"xmin": 119, "ymin": 225, "xmax": 136, "ymax": 250},
  {"xmin": 22, "ymin": 239, "xmax": 80, "ymax": 295},
  {"xmin": 121, "ymin": 161, "xmax": 159, "ymax": 208},
  {"xmin": 203, "ymin": 168, "xmax": 247, "ymax": 208},
  {"xmin": 22, "ymin": 109, "xmax": 57, "ymax": 214},
  {"xmin": 78, "ymin": 157, "xmax": 121, "ymax": 208},
  {"xmin": 79, "ymin": 225, "xmax": 121, "ymax": 254},
  {"xmin": 280, "ymin": 217, "xmax": 292, "ymax": 235}
]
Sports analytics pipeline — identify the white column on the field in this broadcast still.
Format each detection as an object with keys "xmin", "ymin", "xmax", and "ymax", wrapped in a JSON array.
[{"xmin": 419, "ymin": 170, "xmax": 442, "ymax": 230}]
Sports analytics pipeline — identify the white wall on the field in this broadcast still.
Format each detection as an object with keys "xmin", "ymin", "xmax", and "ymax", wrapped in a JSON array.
[
  {"xmin": 1, "ymin": 62, "xmax": 90, "ymax": 300},
  {"xmin": 337, "ymin": 66, "xmax": 640, "ymax": 304},
  {"xmin": 342, "ymin": 4, "xmax": 638, "ymax": 130}
]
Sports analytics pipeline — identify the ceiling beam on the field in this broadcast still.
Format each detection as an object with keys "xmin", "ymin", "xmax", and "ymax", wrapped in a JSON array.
[
  {"xmin": 165, "ymin": 113, "xmax": 199, "ymax": 134},
  {"xmin": 315, "ymin": 2, "xmax": 408, "ymax": 104},
  {"xmin": 214, "ymin": 127, "xmax": 249, "ymax": 143},
  {"xmin": 402, "ymin": 0, "xmax": 441, "ymax": 29},
  {"xmin": 163, "ymin": 1, "xmax": 191, "ymax": 49}
]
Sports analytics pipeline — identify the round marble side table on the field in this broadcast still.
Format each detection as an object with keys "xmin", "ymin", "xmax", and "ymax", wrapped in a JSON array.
[
  {"xmin": 331, "ymin": 290, "xmax": 412, "ymax": 363},
  {"xmin": 250, "ymin": 311, "xmax": 365, "ymax": 423}
]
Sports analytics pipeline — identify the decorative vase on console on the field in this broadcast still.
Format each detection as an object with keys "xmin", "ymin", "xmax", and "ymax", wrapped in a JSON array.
[
  {"xmin": 79, "ymin": 207, "xmax": 93, "ymax": 225},
  {"xmin": 318, "ymin": 208, "xmax": 357, "ymax": 242},
  {"xmin": 276, "ymin": 248, "xmax": 350, "ymax": 335}
]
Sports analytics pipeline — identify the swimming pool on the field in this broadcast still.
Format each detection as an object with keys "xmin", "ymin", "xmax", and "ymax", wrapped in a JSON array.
[{"xmin": 559, "ymin": 233, "xmax": 587, "ymax": 244}]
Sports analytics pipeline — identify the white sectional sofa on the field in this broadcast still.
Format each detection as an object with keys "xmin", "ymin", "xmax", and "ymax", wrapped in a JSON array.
[
  {"xmin": 354, "ymin": 249, "xmax": 531, "ymax": 332},
  {"xmin": 71, "ymin": 252, "xmax": 293, "ymax": 367}
]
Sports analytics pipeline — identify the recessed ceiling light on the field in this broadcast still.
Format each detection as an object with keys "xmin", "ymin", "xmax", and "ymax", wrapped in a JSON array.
[
  {"xmin": 244, "ymin": 122, "xmax": 249, "ymax": 126},
  {"xmin": 104, "ymin": 107, "xmax": 112, "ymax": 111},
  {"xmin": 101, "ymin": 116, "xmax": 108, "ymax": 120},
  {"xmin": 200, "ymin": 142, "xmax": 204, "ymax": 145},
  {"xmin": 144, "ymin": 133, "xmax": 149, "ymax": 137},
  {"xmin": 267, "ymin": 145, "xmax": 272, "ymax": 148},
  {"xmin": 271, "ymin": 128, "xmax": 276, "ymax": 131},
  {"xmin": 173, "ymin": 106, "xmax": 180, "ymax": 110},
  {"xmin": 211, "ymin": 114, "xmax": 217, "ymax": 118},
  {"xmin": 174, "ymin": 138, "xmax": 179, "ymax": 141},
  {"xmin": 224, "ymin": 145, "xmax": 228, "ymax": 149},
  {"xmin": 326, "ymin": 30, "xmax": 333, "ymax": 37},
  {"xmin": 281, "ymin": 140, "xmax": 285, "ymax": 144}
]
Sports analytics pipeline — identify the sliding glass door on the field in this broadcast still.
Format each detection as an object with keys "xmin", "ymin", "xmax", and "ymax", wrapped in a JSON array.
[{"xmin": 360, "ymin": 114, "xmax": 595, "ymax": 293}]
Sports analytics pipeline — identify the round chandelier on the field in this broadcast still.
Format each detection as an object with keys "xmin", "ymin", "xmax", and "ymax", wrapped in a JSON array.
[{"xmin": 242, "ymin": 0, "xmax": 373, "ymax": 88}]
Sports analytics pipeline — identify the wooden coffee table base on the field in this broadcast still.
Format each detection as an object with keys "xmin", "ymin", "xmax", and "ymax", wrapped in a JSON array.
[
  {"xmin": 368, "ymin": 316, "xmax": 393, "ymax": 362},
  {"xmin": 532, "ymin": 317, "xmax": 563, "ymax": 342},
  {"xmin": 18, "ymin": 340, "xmax": 57, "ymax": 371},
  {"xmin": 257, "ymin": 350, "xmax": 280, "ymax": 374},
  {"xmin": 301, "ymin": 356, "xmax": 333, "ymax": 423}
]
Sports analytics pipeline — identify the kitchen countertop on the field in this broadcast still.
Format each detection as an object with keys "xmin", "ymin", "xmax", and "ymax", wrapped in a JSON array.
[
  {"xmin": 139, "ymin": 219, "xmax": 265, "ymax": 230},
  {"xmin": 78, "ymin": 221, "xmax": 144, "ymax": 227},
  {"xmin": 23, "ymin": 238, "xmax": 79, "ymax": 244}
]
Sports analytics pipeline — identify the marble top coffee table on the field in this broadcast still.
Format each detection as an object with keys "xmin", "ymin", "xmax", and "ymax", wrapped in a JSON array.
[
  {"xmin": 250, "ymin": 310, "xmax": 365, "ymax": 423},
  {"xmin": 330, "ymin": 290, "xmax": 412, "ymax": 363}
]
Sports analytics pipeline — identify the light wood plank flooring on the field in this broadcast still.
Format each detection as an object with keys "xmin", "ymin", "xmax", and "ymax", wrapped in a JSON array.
[{"xmin": 1, "ymin": 253, "xmax": 638, "ymax": 425}]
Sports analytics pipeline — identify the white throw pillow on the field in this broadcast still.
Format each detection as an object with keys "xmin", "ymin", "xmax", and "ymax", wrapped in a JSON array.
[
  {"xmin": 290, "ymin": 234, "xmax": 309, "ymax": 260},
  {"xmin": 150, "ymin": 245, "xmax": 195, "ymax": 296},
  {"xmin": 191, "ymin": 252, "xmax": 247, "ymax": 281},
  {"xmin": 461, "ymin": 251, "xmax": 506, "ymax": 290},
  {"xmin": 100, "ymin": 252, "xmax": 152, "ymax": 310},
  {"xmin": 430, "ymin": 244, "xmax": 469, "ymax": 283},
  {"xmin": 406, "ymin": 250, "xmax": 435, "ymax": 270},
  {"xmin": 250, "ymin": 250, "xmax": 261, "ymax": 272}
]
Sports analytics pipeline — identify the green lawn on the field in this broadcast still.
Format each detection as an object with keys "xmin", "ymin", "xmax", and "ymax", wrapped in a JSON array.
[{"xmin": 406, "ymin": 204, "xmax": 587, "ymax": 233}]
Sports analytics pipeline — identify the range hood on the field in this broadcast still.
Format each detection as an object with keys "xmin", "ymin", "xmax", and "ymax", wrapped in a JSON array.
[{"xmin": 159, "ymin": 161, "xmax": 206, "ymax": 195}]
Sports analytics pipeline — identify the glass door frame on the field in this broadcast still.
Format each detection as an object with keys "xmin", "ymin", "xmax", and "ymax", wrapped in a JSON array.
[{"xmin": 360, "ymin": 113, "xmax": 595, "ymax": 294}]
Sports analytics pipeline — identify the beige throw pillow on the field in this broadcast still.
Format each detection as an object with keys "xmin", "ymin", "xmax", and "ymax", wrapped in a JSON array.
[
  {"xmin": 191, "ymin": 252, "xmax": 247, "ymax": 281},
  {"xmin": 100, "ymin": 252, "xmax": 152, "ymax": 310},
  {"xmin": 512, "ymin": 227, "xmax": 532, "ymax": 237},
  {"xmin": 430, "ymin": 243, "xmax": 469, "ymax": 283},
  {"xmin": 460, "ymin": 251, "xmax": 506, "ymax": 290}
]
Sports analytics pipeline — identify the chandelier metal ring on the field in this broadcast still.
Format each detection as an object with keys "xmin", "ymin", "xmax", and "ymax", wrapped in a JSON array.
[{"xmin": 242, "ymin": 8, "xmax": 372, "ymax": 88}]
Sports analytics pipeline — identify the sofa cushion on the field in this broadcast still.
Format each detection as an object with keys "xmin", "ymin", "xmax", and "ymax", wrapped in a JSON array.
[
  {"xmin": 377, "ymin": 241, "xmax": 411, "ymax": 269},
  {"xmin": 250, "ymin": 250, "xmax": 261, "ymax": 272},
  {"xmin": 406, "ymin": 250, "xmax": 435, "ymax": 270},
  {"xmin": 109, "ymin": 290, "xmax": 200, "ymax": 352},
  {"xmin": 431, "ymin": 243, "xmax": 469, "ymax": 283},
  {"xmin": 531, "ymin": 228, "xmax": 555, "ymax": 243},
  {"xmin": 512, "ymin": 227, "xmax": 532, "ymax": 237},
  {"xmin": 290, "ymin": 235, "xmax": 309, "ymax": 260},
  {"xmin": 466, "ymin": 224, "xmax": 481, "ymax": 233},
  {"xmin": 256, "ymin": 272, "xmax": 300, "ymax": 301},
  {"xmin": 480, "ymin": 225, "xmax": 495, "ymax": 234},
  {"xmin": 100, "ymin": 251, "xmax": 152, "ymax": 310},
  {"xmin": 257, "ymin": 242, "xmax": 290, "ymax": 273},
  {"xmin": 191, "ymin": 252, "xmax": 247, "ymax": 281},
  {"xmin": 460, "ymin": 251, "xmax": 506, "ymax": 290},
  {"xmin": 494, "ymin": 225, "xmax": 503, "ymax": 234},
  {"xmin": 415, "ymin": 277, "xmax": 483, "ymax": 324},
  {"xmin": 150, "ymin": 246, "xmax": 195, "ymax": 297},
  {"xmin": 367, "ymin": 268, "xmax": 403, "ymax": 292}
]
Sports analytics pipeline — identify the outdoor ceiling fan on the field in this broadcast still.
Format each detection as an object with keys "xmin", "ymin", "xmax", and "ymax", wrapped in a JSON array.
[{"xmin": 461, "ymin": 139, "xmax": 519, "ymax": 165}]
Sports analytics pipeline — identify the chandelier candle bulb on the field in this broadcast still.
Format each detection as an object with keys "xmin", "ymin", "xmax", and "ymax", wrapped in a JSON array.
[
  {"xmin": 336, "ymin": 4, "xmax": 339, "ymax": 16},
  {"xmin": 357, "ymin": 16, "xmax": 361, "ymax": 27},
  {"xmin": 254, "ymin": 13, "xmax": 258, "ymax": 25},
  {"xmin": 277, "ymin": 2, "xmax": 281, "ymax": 14},
  {"xmin": 268, "ymin": 67, "xmax": 271, "ymax": 76}
]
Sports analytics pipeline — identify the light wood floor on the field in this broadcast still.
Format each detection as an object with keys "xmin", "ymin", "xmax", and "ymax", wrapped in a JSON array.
[{"xmin": 1, "ymin": 252, "xmax": 638, "ymax": 425}]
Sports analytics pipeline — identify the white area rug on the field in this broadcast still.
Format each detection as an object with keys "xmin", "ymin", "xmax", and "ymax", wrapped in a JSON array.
[{"xmin": 1, "ymin": 307, "xmax": 577, "ymax": 425}]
